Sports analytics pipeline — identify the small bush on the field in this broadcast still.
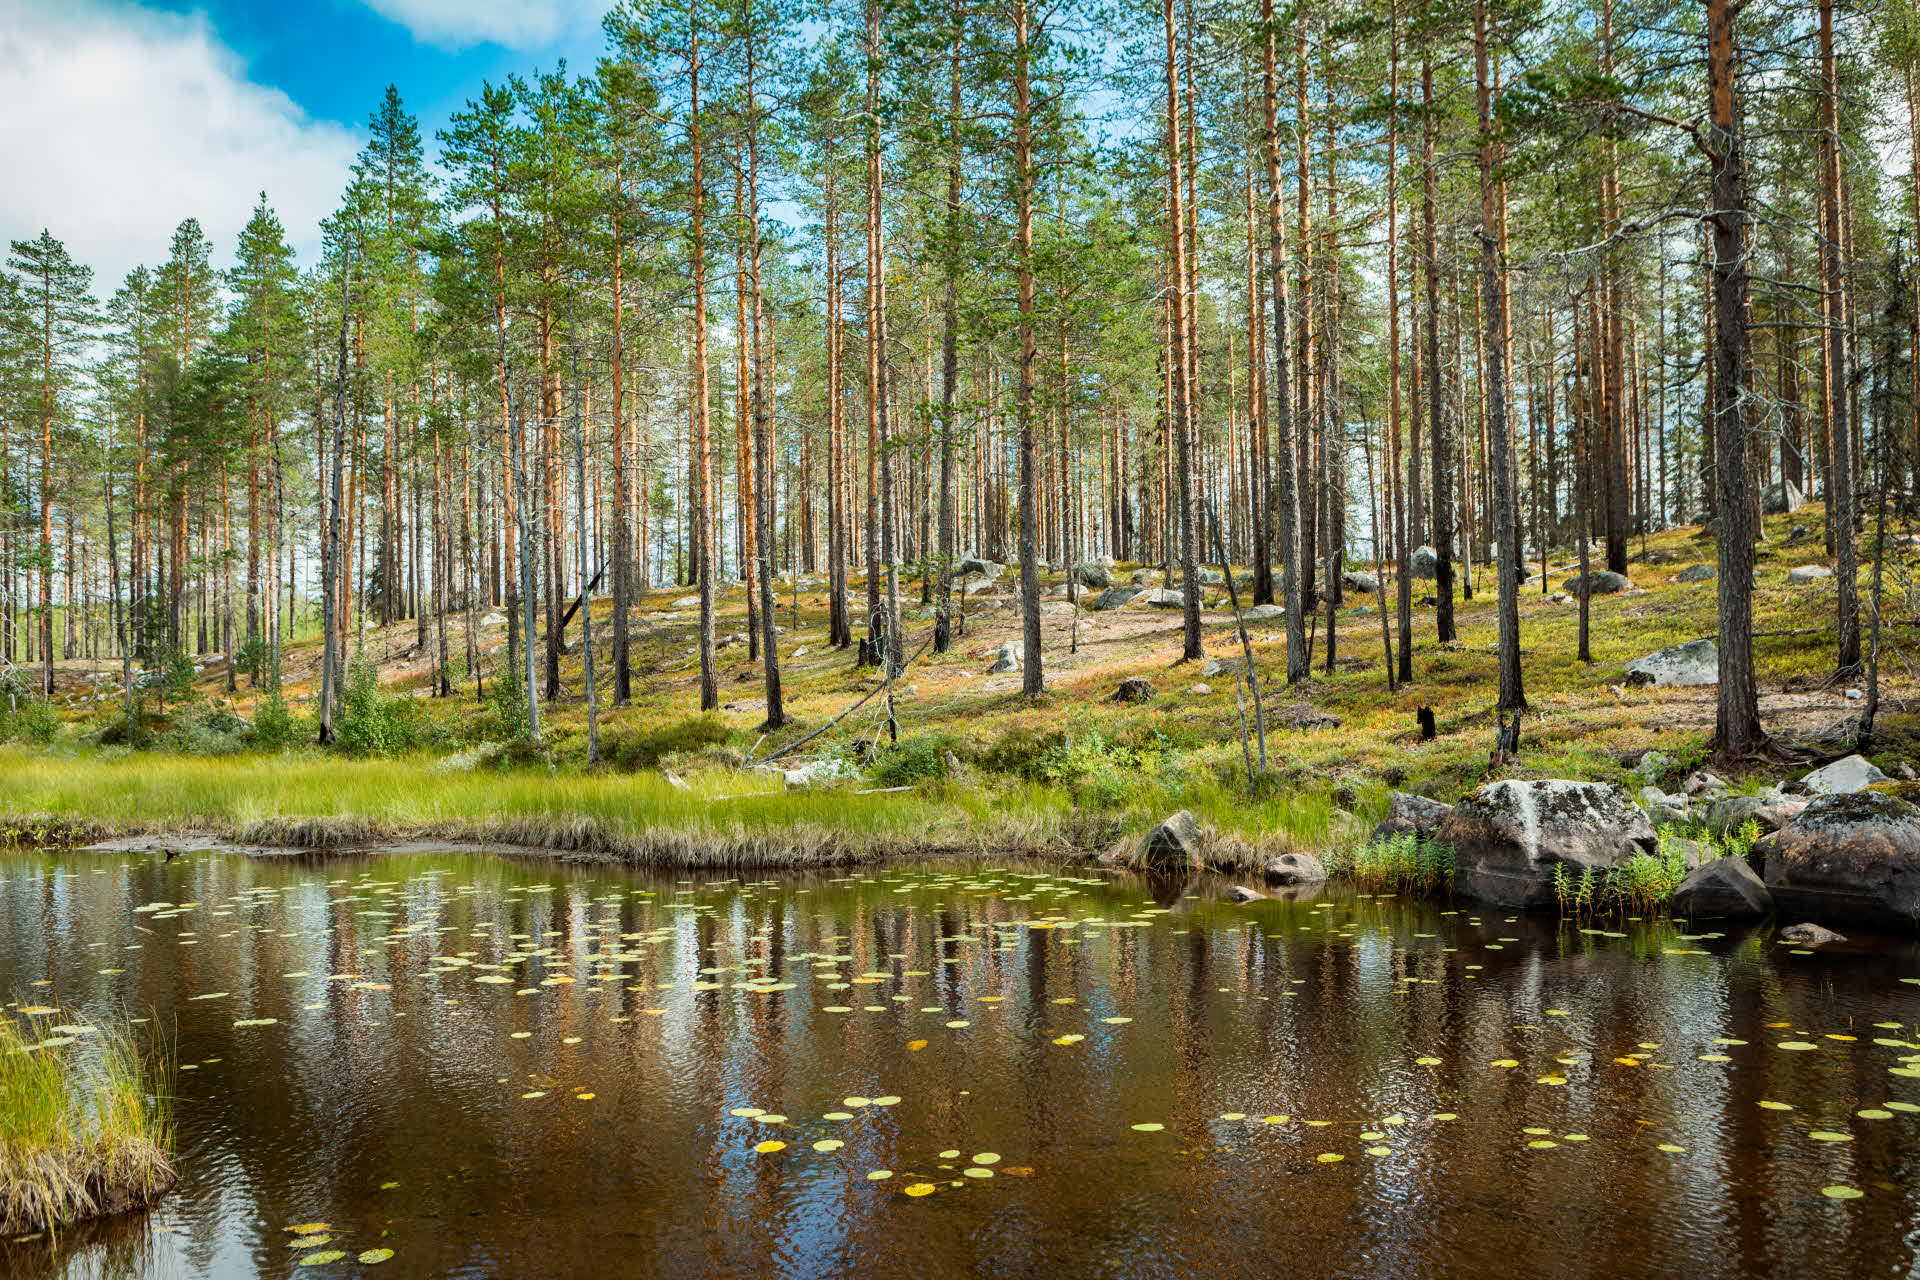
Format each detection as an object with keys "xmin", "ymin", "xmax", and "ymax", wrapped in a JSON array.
[
  {"xmin": 333, "ymin": 662, "xmax": 415, "ymax": 758},
  {"xmin": 7, "ymin": 697, "xmax": 62, "ymax": 746},
  {"xmin": 251, "ymin": 687, "xmax": 303, "ymax": 752},
  {"xmin": 868, "ymin": 731, "xmax": 965, "ymax": 788},
  {"xmin": 483, "ymin": 666, "xmax": 533, "ymax": 744},
  {"xmin": 152, "ymin": 705, "xmax": 251, "ymax": 756},
  {"xmin": 602, "ymin": 715, "xmax": 733, "ymax": 772}
]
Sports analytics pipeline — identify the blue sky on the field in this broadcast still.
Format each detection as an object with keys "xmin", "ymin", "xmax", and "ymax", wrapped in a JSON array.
[
  {"xmin": 0, "ymin": 0, "xmax": 611, "ymax": 291},
  {"xmin": 139, "ymin": 0, "xmax": 603, "ymax": 139}
]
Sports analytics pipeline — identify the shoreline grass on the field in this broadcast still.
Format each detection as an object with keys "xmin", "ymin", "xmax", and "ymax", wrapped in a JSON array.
[
  {"xmin": 0, "ymin": 747, "xmax": 1354, "ymax": 869},
  {"xmin": 0, "ymin": 1013, "xmax": 174, "ymax": 1237}
]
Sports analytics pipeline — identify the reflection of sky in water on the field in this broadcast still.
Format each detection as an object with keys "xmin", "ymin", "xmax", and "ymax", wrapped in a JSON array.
[{"xmin": 4, "ymin": 850, "xmax": 1920, "ymax": 1279}]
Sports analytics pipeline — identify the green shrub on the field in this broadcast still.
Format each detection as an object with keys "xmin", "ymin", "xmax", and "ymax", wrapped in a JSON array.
[
  {"xmin": 152, "ymin": 705, "xmax": 251, "ymax": 756},
  {"xmin": 602, "ymin": 715, "xmax": 733, "ymax": 772},
  {"xmin": 868, "ymin": 731, "xmax": 965, "ymax": 787},
  {"xmin": 8, "ymin": 697, "xmax": 62, "ymax": 746},
  {"xmin": 147, "ymin": 647, "xmax": 199, "ymax": 705},
  {"xmin": 483, "ymin": 666, "xmax": 532, "ymax": 744},
  {"xmin": 251, "ymin": 686, "xmax": 303, "ymax": 752},
  {"xmin": 333, "ymin": 662, "xmax": 415, "ymax": 758},
  {"xmin": 232, "ymin": 637, "xmax": 271, "ymax": 680}
]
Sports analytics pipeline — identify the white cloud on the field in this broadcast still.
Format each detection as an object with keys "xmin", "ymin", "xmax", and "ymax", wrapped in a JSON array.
[
  {"xmin": 0, "ymin": 0, "xmax": 359, "ymax": 295},
  {"xmin": 357, "ymin": 0, "xmax": 605, "ymax": 51}
]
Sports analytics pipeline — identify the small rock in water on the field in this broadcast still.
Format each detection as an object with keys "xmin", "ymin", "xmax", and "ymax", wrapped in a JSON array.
[
  {"xmin": 1224, "ymin": 886, "xmax": 1266, "ymax": 903},
  {"xmin": 1261, "ymin": 853, "xmax": 1327, "ymax": 886},
  {"xmin": 1672, "ymin": 856, "xmax": 1771, "ymax": 920},
  {"xmin": 1779, "ymin": 922, "xmax": 1846, "ymax": 946},
  {"xmin": 1142, "ymin": 810, "xmax": 1204, "ymax": 871}
]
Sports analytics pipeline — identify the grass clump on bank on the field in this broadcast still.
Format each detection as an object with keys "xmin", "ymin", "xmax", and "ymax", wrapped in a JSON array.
[
  {"xmin": 1, "ymin": 1014, "xmax": 174, "ymax": 1236},
  {"xmin": 1326, "ymin": 833, "xmax": 1456, "ymax": 896}
]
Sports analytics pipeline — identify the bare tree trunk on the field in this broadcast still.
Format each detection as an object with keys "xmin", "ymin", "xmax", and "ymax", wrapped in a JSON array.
[
  {"xmin": 318, "ymin": 233, "xmax": 354, "ymax": 744},
  {"xmin": 1260, "ymin": 0, "xmax": 1305, "ymax": 684},
  {"xmin": 933, "ymin": 15, "xmax": 963, "ymax": 656},
  {"xmin": 1707, "ymin": 0, "xmax": 1765, "ymax": 758},
  {"xmin": 690, "ymin": 8, "xmax": 719, "ymax": 712},
  {"xmin": 865, "ymin": 0, "xmax": 902, "ymax": 680},
  {"xmin": 746, "ymin": 28, "xmax": 785, "ymax": 728},
  {"xmin": 1163, "ymin": 0, "xmax": 1202, "ymax": 662},
  {"xmin": 1423, "ymin": 59, "xmax": 1456, "ymax": 644},
  {"xmin": 1012, "ymin": 0, "xmax": 1046, "ymax": 694},
  {"xmin": 1819, "ymin": 0, "xmax": 1860, "ymax": 675},
  {"xmin": 1476, "ymin": 0, "xmax": 1525, "ymax": 714},
  {"xmin": 825, "ymin": 159, "xmax": 851, "ymax": 649}
]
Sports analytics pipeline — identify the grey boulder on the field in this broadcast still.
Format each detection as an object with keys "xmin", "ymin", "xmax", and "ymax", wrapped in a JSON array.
[
  {"xmin": 956, "ymin": 556, "xmax": 1003, "ymax": 580},
  {"xmin": 1142, "ymin": 810, "xmax": 1204, "ymax": 871},
  {"xmin": 1242, "ymin": 603, "xmax": 1286, "ymax": 621},
  {"xmin": 1672, "ymin": 856, "xmax": 1772, "ymax": 919},
  {"xmin": 1757, "ymin": 792, "xmax": 1920, "ymax": 931},
  {"xmin": 1562, "ymin": 570, "xmax": 1634, "ymax": 598},
  {"xmin": 1440, "ymin": 779, "xmax": 1658, "ymax": 908},
  {"xmin": 1787, "ymin": 564, "xmax": 1834, "ymax": 585},
  {"xmin": 987, "ymin": 641, "xmax": 1022, "ymax": 674},
  {"xmin": 1802, "ymin": 754, "xmax": 1891, "ymax": 796},
  {"xmin": 1370, "ymin": 791, "xmax": 1453, "ymax": 843},
  {"xmin": 1675, "ymin": 563, "xmax": 1716, "ymax": 583},
  {"xmin": 1262, "ymin": 852, "xmax": 1328, "ymax": 886},
  {"xmin": 1071, "ymin": 562, "xmax": 1114, "ymax": 589},
  {"xmin": 1625, "ymin": 639, "xmax": 1718, "ymax": 688},
  {"xmin": 1093, "ymin": 586, "xmax": 1143, "ymax": 611},
  {"xmin": 1707, "ymin": 794, "xmax": 1808, "ymax": 835},
  {"xmin": 1764, "ymin": 480, "xmax": 1806, "ymax": 515},
  {"xmin": 1342, "ymin": 571, "xmax": 1379, "ymax": 594},
  {"xmin": 1224, "ymin": 885, "xmax": 1266, "ymax": 903},
  {"xmin": 1638, "ymin": 785, "xmax": 1690, "ymax": 828},
  {"xmin": 1409, "ymin": 546, "xmax": 1439, "ymax": 579}
]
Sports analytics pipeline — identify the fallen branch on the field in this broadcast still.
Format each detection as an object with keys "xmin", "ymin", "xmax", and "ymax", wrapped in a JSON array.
[{"xmin": 752, "ymin": 631, "xmax": 935, "ymax": 764}]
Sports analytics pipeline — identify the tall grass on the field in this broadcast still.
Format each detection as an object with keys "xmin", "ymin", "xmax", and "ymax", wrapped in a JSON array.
[
  {"xmin": 1325, "ymin": 833, "xmax": 1456, "ymax": 895},
  {"xmin": 0, "ymin": 1014, "xmax": 173, "ymax": 1235}
]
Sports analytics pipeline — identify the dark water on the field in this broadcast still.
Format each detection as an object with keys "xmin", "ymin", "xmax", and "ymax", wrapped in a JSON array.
[{"xmin": 6, "ymin": 849, "xmax": 1920, "ymax": 1279}]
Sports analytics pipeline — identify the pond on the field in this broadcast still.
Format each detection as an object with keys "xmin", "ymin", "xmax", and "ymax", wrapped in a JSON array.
[{"xmin": 4, "ymin": 847, "xmax": 1920, "ymax": 1278}]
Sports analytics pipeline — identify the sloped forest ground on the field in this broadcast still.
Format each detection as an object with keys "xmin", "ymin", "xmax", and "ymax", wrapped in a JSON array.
[{"xmin": 13, "ymin": 503, "xmax": 1920, "ymax": 861}]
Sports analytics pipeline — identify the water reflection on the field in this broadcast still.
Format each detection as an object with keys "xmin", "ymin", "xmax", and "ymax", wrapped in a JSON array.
[{"xmin": 3, "ymin": 850, "xmax": 1919, "ymax": 1278}]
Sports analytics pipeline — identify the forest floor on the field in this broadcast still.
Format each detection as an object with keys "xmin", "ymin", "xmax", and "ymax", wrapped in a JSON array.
[{"xmin": 15, "ymin": 502, "xmax": 1920, "ymax": 864}]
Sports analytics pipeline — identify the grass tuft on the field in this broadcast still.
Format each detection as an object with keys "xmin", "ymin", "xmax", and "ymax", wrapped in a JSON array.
[{"xmin": 0, "ymin": 1013, "xmax": 174, "ymax": 1236}]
